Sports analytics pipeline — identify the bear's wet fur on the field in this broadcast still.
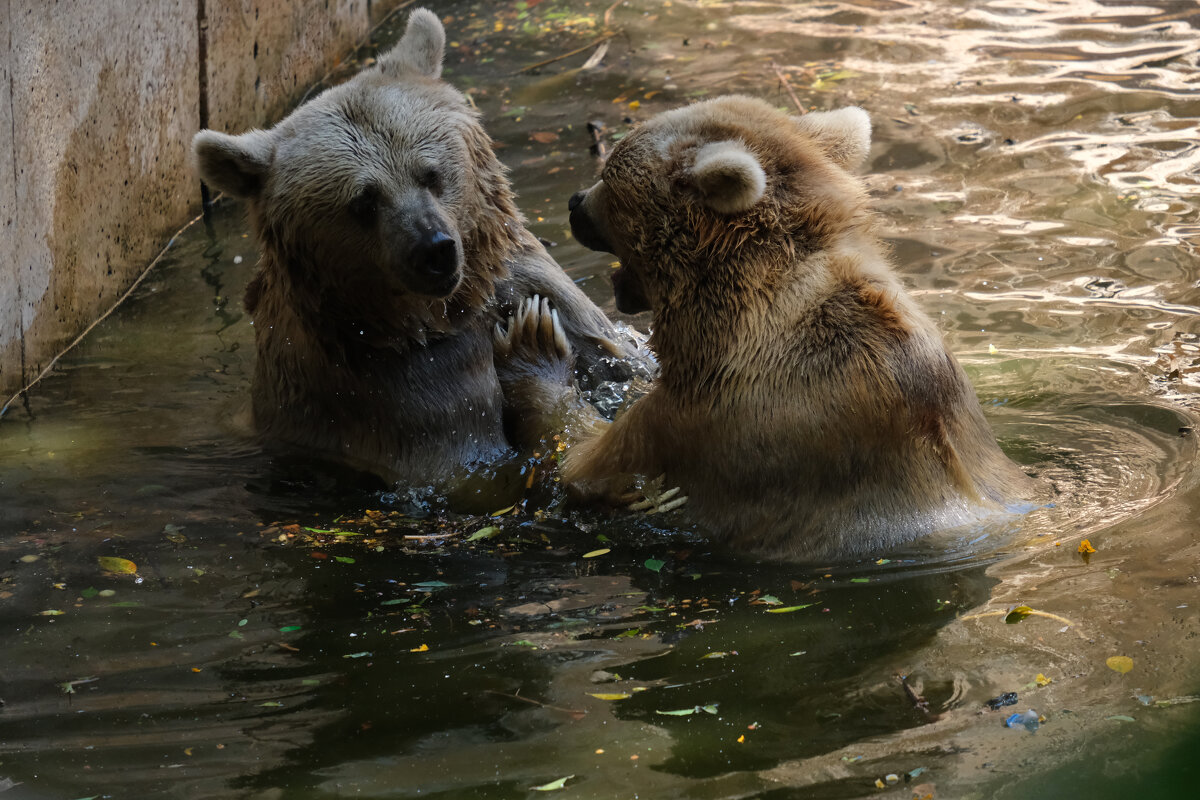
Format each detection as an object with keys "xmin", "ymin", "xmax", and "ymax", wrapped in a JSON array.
[
  {"xmin": 554, "ymin": 95, "xmax": 1036, "ymax": 561},
  {"xmin": 192, "ymin": 9, "xmax": 631, "ymax": 485}
]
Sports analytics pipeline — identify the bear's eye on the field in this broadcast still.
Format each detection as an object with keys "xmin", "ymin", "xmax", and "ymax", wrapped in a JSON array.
[
  {"xmin": 348, "ymin": 186, "xmax": 380, "ymax": 222},
  {"xmin": 416, "ymin": 167, "xmax": 443, "ymax": 194}
]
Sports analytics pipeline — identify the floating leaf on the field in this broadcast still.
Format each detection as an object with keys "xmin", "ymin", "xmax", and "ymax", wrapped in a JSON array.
[
  {"xmin": 380, "ymin": 598, "xmax": 411, "ymax": 606},
  {"xmin": 410, "ymin": 643, "xmax": 429, "ymax": 653},
  {"xmin": 656, "ymin": 704, "xmax": 718, "ymax": 716},
  {"xmin": 530, "ymin": 775, "xmax": 574, "ymax": 792},
  {"xmin": 644, "ymin": 558, "xmax": 665, "ymax": 573},
  {"xmin": 1107, "ymin": 714, "xmax": 1136, "ymax": 722},
  {"xmin": 1078, "ymin": 539, "xmax": 1096, "ymax": 555},
  {"xmin": 699, "ymin": 651, "xmax": 735, "ymax": 660},
  {"xmin": 334, "ymin": 556, "xmax": 356, "ymax": 564},
  {"xmin": 767, "ymin": 603, "xmax": 815, "ymax": 614},
  {"xmin": 1005, "ymin": 605, "xmax": 1034, "ymax": 624},
  {"xmin": 1035, "ymin": 673, "xmax": 1053, "ymax": 687},
  {"xmin": 39, "ymin": 609, "xmax": 65, "ymax": 616},
  {"xmin": 530, "ymin": 131, "xmax": 560, "ymax": 144},
  {"xmin": 412, "ymin": 581, "xmax": 451, "ymax": 590},
  {"xmin": 259, "ymin": 701, "xmax": 284, "ymax": 708},
  {"xmin": 588, "ymin": 692, "xmax": 632, "ymax": 700},
  {"xmin": 467, "ymin": 526, "xmax": 501, "ymax": 542},
  {"xmin": 80, "ymin": 587, "xmax": 99, "ymax": 599},
  {"xmin": 506, "ymin": 639, "xmax": 539, "ymax": 648},
  {"xmin": 491, "ymin": 503, "xmax": 517, "ymax": 516},
  {"xmin": 98, "ymin": 556, "xmax": 137, "ymax": 574},
  {"xmin": 582, "ymin": 548, "xmax": 610, "ymax": 558},
  {"xmin": 1106, "ymin": 655, "xmax": 1134, "ymax": 674},
  {"xmin": 849, "ymin": 577, "xmax": 870, "ymax": 584},
  {"xmin": 279, "ymin": 625, "xmax": 302, "ymax": 633},
  {"xmin": 342, "ymin": 651, "xmax": 372, "ymax": 659},
  {"xmin": 754, "ymin": 594, "xmax": 782, "ymax": 606}
]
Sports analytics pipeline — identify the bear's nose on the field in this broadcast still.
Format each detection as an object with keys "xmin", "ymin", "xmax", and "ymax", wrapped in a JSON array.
[
  {"xmin": 568, "ymin": 191, "xmax": 586, "ymax": 212},
  {"xmin": 413, "ymin": 230, "xmax": 458, "ymax": 277}
]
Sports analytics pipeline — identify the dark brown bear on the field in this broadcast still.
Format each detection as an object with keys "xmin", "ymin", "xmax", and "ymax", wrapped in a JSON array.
[
  {"xmin": 191, "ymin": 9, "xmax": 633, "ymax": 487},
  {"xmin": 506, "ymin": 95, "xmax": 1036, "ymax": 561}
]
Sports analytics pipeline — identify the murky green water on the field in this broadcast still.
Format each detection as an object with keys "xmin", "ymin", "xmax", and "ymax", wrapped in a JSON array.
[{"xmin": 3, "ymin": 1, "xmax": 1200, "ymax": 797}]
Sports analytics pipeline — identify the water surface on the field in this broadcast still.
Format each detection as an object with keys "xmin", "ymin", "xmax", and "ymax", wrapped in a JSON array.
[{"xmin": 3, "ymin": 1, "xmax": 1200, "ymax": 798}]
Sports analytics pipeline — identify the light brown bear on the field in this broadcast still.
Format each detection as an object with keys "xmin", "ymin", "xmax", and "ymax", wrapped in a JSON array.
[
  {"xmin": 191, "ymin": 9, "xmax": 635, "ymax": 487},
  {"xmin": 503, "ymin": 95, "xmax": 1035, "ymax": 561}
]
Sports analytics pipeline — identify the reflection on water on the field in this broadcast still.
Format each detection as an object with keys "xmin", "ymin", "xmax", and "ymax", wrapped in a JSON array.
[{"xmin": 3, "ymin": 1, "xmax": 1200, "ymax": 798}]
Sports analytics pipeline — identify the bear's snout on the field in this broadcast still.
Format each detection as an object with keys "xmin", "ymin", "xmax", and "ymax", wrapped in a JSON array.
[
  {"xmin": 568, "ymin": 195, "xmax": 614, "ymax": 255},
  {"xmin": 407, "ymin": 227, "xmax": 462, "ymax": 297}
]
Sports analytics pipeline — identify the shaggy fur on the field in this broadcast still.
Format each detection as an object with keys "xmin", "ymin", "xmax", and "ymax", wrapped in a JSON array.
[
  {"xmin": 192, "ymin": 9, "xmax": 631, "ymax": 484},
  {"xmin": 554, "ymin": 95, "xmax": 1035, "ymax": 561}
]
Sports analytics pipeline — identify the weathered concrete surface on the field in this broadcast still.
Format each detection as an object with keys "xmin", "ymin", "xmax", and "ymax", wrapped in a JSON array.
[
  {"xmin": 2, "ymin": 0, "xmax": 23, "ymax": 395},
  {"xmin": 206, "ymin": 0, "xmax": 371, "ymax": 133},
  {"xmin": 1, "ymin": 0, "xmax": 201, "ymax": 404},
  {"xmin": 0, "ymin": 0, "xmax": 413, "ymax": 406}
]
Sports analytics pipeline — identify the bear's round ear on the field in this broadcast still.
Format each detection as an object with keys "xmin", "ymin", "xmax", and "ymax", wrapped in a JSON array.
[
  {"xmin": 192, "ymin": 128, "xmax": 275, "ymax": 199},
  {"xmin": 793, "ymin": 107, "xmax": 872, "ymax": 170},
  {"xmin": 378, "ymin": 8, "xmax": 445, "ymax": 79},
  {"xmin": 689, "ymin": 140, "xmax": 767, "ymax": 215}
]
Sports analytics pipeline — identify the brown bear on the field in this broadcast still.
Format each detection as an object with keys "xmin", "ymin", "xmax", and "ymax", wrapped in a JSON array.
[
  {"xmin": 191, "ymin": 9, "xmax": 637, "ymax": 488},
  {"xmin": 502, "ymin": 95, "xmax": 1036, "ymax": 561}
]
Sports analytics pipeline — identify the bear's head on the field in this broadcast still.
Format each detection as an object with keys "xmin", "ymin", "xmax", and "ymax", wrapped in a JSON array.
[
  {"xmin": 192, "ymin": 9, "xmax": 518, "ymax": 330},
  {"xmin": 568, "ymin": 96, "xmax": 872, "ymax": 315}
]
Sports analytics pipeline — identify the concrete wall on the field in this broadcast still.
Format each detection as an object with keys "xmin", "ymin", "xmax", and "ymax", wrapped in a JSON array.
[{"xmin": 0, "ymin": 0, "xmax": 410, "ymax": 407}]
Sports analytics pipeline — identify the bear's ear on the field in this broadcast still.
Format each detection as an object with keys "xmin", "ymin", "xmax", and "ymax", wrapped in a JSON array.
[
  {"xmin": 794, "ymin": 107, "xmax": 872, "ymax": 170},
  {"xmin": 689, "ymin": 140, "xmax": 767, "ymax": 215},
  {"xmin": 378, "ymin": 8, "xmax": 445, "ymax": 79},
  {"xmin": 192, "ymin": 129, "xmax": 275, "ymax": 199}
]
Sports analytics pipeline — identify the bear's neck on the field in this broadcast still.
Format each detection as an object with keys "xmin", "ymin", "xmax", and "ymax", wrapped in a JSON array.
[{"xmin": 649, "ymin": 232, "xmax": 882, "ymax": 401}]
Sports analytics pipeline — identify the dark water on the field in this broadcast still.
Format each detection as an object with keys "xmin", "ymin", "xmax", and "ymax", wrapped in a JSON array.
[{"xmin": 3, "ymin": 1, "xmax": 1200, "ymax": 798}]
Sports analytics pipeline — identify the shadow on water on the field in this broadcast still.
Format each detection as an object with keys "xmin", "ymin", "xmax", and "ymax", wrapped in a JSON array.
[{"xmin": 3, "ymin": 1, "xmax": 1200, "ymax": 798}]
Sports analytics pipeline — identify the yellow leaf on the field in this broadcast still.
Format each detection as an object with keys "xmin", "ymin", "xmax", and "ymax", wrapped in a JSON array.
[
  {"xmin": 1004, "ymin": 605, "xmax": 1034, "ymax": 624},
  {"xmin": 1106, "ymin": 655, "xmax": 1134, "ymax": 674},
  {"xmin": 588, "ymin": 692, "xmax": 631, "ymax": 700},
  {"xmin": 98, "ymin": 556, "xmax": 138, "ymax": 574},
  {"xmin": 1035, "ymin": 673, "xmax": 1053, "ymax": 687},
  {"xmin": 582, "ymin": 548, "xmax": 610, "ymax": 558},
  {"xmin": 1078, "ymin": 539, "xmax": 1096, "ymax": 555},
  {"xmin": 410, "ymin": 643, "xmax": 429, "ymax": 653},
  {"xmin": 628, "ymin": 100, "xmax": 641, "ymax": 109}
]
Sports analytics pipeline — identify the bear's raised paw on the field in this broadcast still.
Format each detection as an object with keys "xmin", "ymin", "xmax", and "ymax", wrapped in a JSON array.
[{"xmin": 494, "ymin": 294, "xmax": 572, "ymax": 366}]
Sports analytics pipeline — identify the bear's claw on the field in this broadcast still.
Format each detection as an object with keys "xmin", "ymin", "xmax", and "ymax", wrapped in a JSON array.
[
  {"xmin": 621, "ymin": 475, "xmax": 688, "ymax": 515},
  {"xmin": 494, "ymin": 294, "xmax": 572, "ymax": 362}
]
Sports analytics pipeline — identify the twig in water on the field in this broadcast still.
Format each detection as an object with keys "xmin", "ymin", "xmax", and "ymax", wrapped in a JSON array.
[
  {"xmin": 517, "ymin": 33, "xmax": 617, "ymax": 74},
  {"xmin": 604, "ymin": 0, "xmax": 623, "ymax": 28},
  {"xmin": 771, "ymin": 62, "xmax": 807, "ymax": 115},
  {"xmin": 486, "ymin": 689, "xmax": 587, "ymax": 720},
  {"xmin": 897, "ymin": 673, "xmax": 934, "ymax": 718}
]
